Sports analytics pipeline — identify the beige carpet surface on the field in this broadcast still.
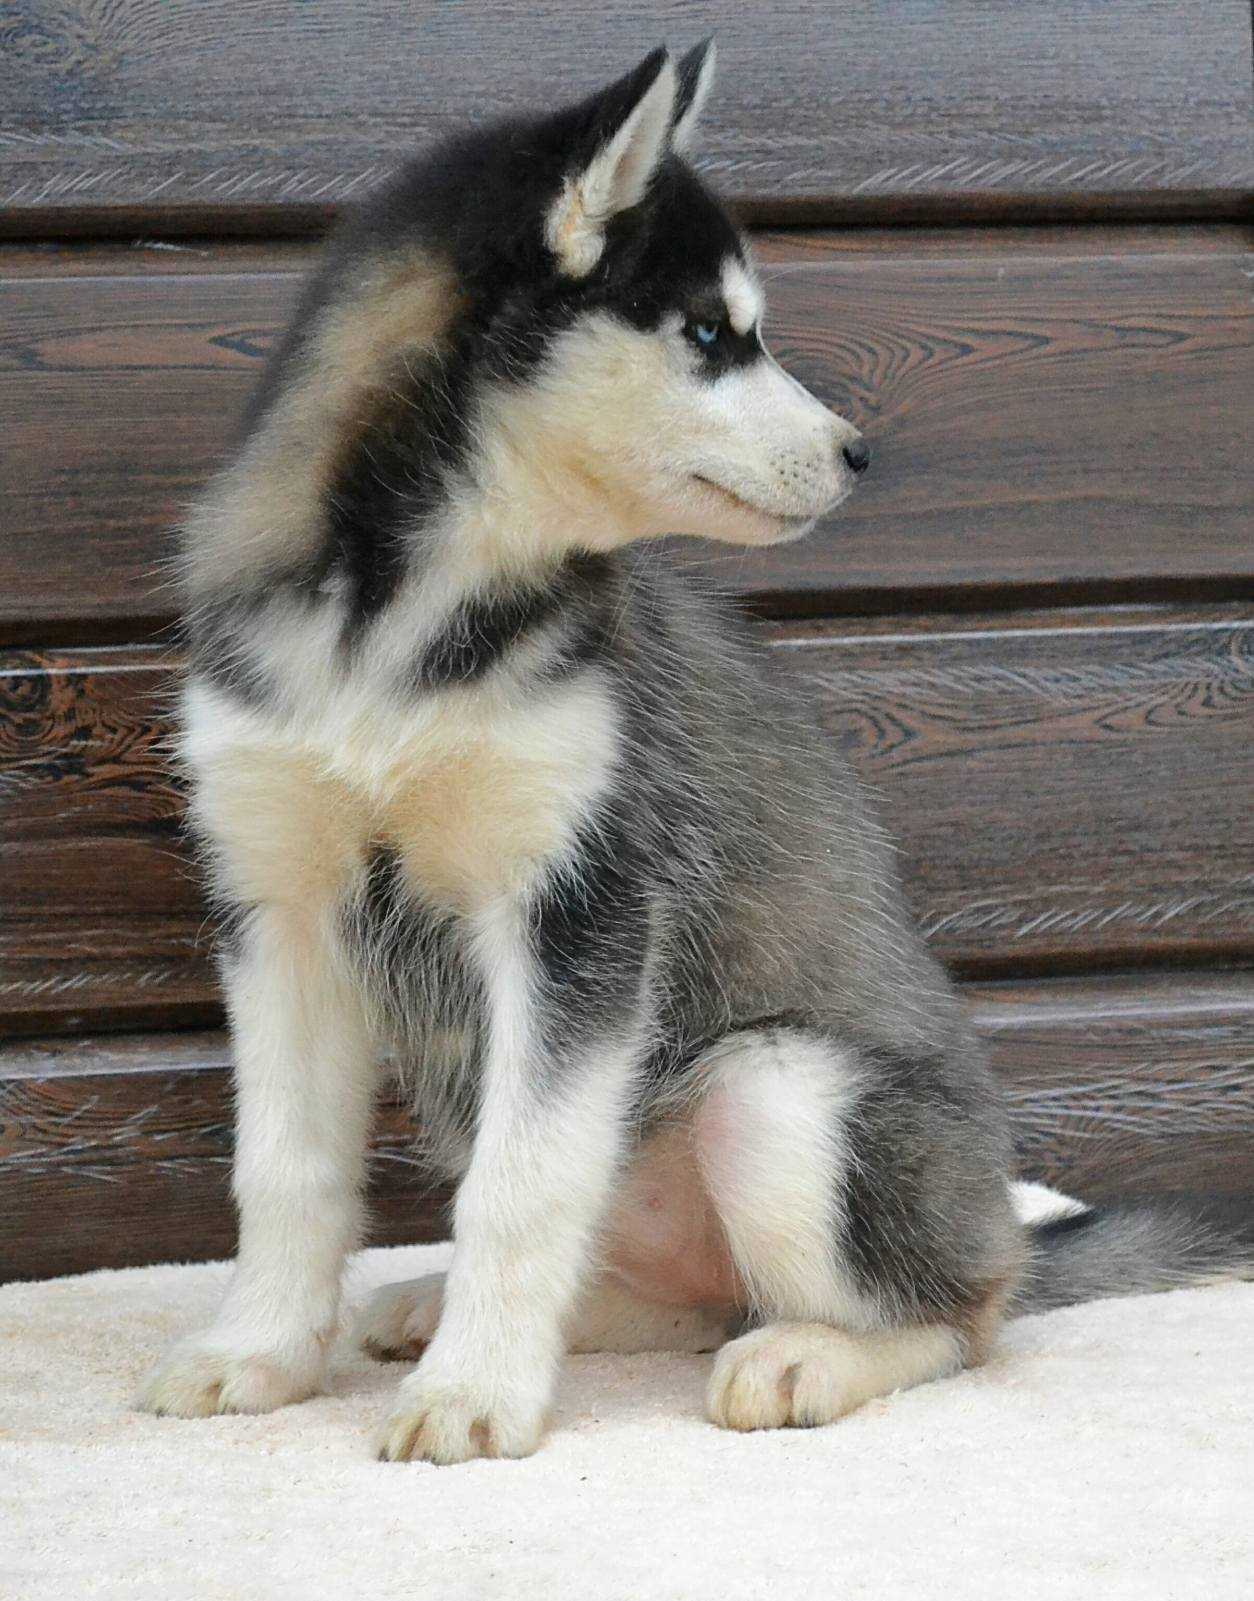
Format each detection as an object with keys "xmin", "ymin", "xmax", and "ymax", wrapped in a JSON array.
[{"xmin": 2, "ymin": 1187, "xmax": 1251, "ymax": 1600}]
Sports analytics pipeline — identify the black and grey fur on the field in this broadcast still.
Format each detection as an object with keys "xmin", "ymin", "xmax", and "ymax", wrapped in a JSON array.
[{"xmin": 139, "ymin": 44, "xmax": 1253, "ymax": 1460}]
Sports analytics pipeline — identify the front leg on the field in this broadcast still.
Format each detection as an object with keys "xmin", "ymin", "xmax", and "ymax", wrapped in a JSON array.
[
  {"xmin": 380, "ymin": 847, "xmax": 649, "ymax": 1464},
  {"xmin": 138, "ymin": 903, "xmax": 374, "ymax": 1416}
]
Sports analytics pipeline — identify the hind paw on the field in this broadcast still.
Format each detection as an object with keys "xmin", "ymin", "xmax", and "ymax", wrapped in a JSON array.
[
  {"xmin": 356, "ymin": 1273, "xmax": 445, "ymax": 1362},
  {"xmin": 707, "ymin": 1320, "xmax": 965, "ymax": 1432},
  {"xmin": 707, "ymin": 1323, "xmax": 863, "ymax": 1431}
]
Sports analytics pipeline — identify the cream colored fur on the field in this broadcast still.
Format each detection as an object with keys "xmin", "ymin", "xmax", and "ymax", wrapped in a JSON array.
[
  {"xmin": 708, "ymin": 1321, "xmax": 966, "ymax": 1431},
  {"xmin": 181, "ymin": 249, "xmax": 460, "ymax": 595},
  {"xmin": 720, "ymin": 256, "xmax": 763, "ymax": 334},
  {"xmin": 138, "ymin": 898, "xmax": 376, "ymax": 1418},
  {"xmin": 143, "ymin": 662, "xmax": 625, "ymax": 1442},
  {"xmin": 358, "ymin": 1271, "xmax": 727, "ymax": 1361},
  {"xmin": 478, "ymin": 310, "xmax": 859, "ymax": 551},
  {"xmin": 181, "ymin": 660, "xmax": 620, "ymax": 921},
  {"xmin": 692, "ymin": 1031, "xmax": 874, "ymax": 1332},
  {"xmin": 358, "ymin": 1027, "xmax": 988, "ymax": 1441}
]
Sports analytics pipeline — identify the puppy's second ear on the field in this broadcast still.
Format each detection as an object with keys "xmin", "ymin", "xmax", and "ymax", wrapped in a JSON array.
[
  {"xmin": 671, "ymin": 39, "xmax": 717, "ymax": 156},
  {"xmin": 546, "ymin": 48, "xmax": 677, "ymax": 278}
]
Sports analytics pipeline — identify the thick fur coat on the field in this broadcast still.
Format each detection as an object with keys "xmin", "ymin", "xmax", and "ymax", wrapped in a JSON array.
[{"xmin": 139, "ymin": 45, "xmax": 1252, "ymax": 1462}]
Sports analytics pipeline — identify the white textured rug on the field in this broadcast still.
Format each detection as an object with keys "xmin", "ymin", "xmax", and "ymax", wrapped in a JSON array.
[{"xmin": 2, "ymin": 1186, "xmax": 1251, "ymax": 1601}]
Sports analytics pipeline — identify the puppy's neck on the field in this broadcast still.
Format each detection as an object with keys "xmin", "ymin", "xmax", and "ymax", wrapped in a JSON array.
[{"xmin": 427, "ymin": 434, "xmax": 643, "ymax": 601}]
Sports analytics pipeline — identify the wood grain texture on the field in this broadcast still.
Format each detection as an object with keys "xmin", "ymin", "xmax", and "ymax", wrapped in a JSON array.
[
  {"xmin": 0, "ymin": 645, "xmax": 210, "ymax": 1032},
  {"xmin": 973, "ymin": 972, "xmax": 1254, "ymax": 1201},
  {"xmin": 2, "ymin": 607, "xmax": 1251, "ymax": 1034},
  {"xmin": 3, "ymin": 227, "xmax": 1251, "ymax": 643},
  {"xmin": 1, "ymin": 1, "xmax": 1250, "ymax": 235},
  {"xmin": 792, "ymin": 607, "xmax": 1254, "ymax": 968},
  {"xmin": 4, "ymin": 972, "xmax": 1251, "ymax": 1280},
  {"xmin": 0, "ymin": 1031, "xmax": 453, "ymax": 1282}
]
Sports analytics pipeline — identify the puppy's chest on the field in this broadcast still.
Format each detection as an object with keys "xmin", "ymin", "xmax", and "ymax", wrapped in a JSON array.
[{"xmin": 346, "ymin": 677, "xmax": 620, "ymax": 910}]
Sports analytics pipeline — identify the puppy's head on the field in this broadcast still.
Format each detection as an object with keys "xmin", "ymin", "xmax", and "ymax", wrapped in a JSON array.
[
  {"xmin": 469, "ymin": 43, "xmax": 867, "ymax": 550},
  {"xmin": 296, "ymin": 45, "xmax": 868, "ymax": 569}
]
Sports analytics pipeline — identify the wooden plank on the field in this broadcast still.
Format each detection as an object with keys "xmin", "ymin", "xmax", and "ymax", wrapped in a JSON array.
[
  {"xmin": 709, "ymin": 230, "xmax": 1254, "ymax": 612},
  {"xmin": 0, "ymin": 1030, "xmax": 453, "ymax": 1282},
  {"xmin": 0, "ymin": 2, "xmax": 1249, "ymax": 236},
  {"xmin": 2, "ymin": 227, "xmax": 1251, "ymax": 644},
  {"xmin": 972, "ymin": 972, "xmax": 1254, "ymax": 1201},
  {"xmin": 791, "ymin": 607, "xmax": 1254, "ymax": 968},
  {"xmin": 2, "ymin": 607, "xmax": 1251, "ymax": 1033},
  {"xmin": 4, "ymin": 972, "xmax": 1251, "ymax": 1280},
  {"xmin": 0, "ymin": 645, "xmax": 213, "ymax": 1032},
  {"xmin": 0, "ymin": 267, "xmax": 296, "ymax": 643}
]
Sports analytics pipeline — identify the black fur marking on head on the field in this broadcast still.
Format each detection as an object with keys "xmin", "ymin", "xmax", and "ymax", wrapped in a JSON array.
[
  {"xmin": 327, "ymin": 84, "xmax": 748, "ymax": 371},
  {"xmin": 230, "ymin": 59, "xmax": 753, "ymax": 637},
  {"xmin": 589, "ymin": 157, "xmax": 748, "ymax": 337},
  {"xmin": 680, "ymin": 301, "xmax": 762, "ymax": 378}
]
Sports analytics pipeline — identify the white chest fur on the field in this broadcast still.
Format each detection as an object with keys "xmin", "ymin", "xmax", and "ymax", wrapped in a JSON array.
[{"xmin": 181, "ymin": 669, "xmax": 621, "ymax": 918}]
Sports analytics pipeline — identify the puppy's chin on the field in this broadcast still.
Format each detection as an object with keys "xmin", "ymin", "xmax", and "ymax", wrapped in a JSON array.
[{"xmin": 684, "ymin": 475, "xmax": 836, "ymax": 548}]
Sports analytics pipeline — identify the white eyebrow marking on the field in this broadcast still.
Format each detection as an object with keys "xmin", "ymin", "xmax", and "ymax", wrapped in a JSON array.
[{"xmin": 720, "ymin": 255, "xmax": 764, "ymax": 335}]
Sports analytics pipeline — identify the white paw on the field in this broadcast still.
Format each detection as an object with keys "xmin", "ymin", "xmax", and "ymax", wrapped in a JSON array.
[
  {"xmin": 356, "ymin": 1273, "xmax": 445, "ymax": 1362},
  {"xmin": 136, "ymin": 1334, "xmax": 326, "ymax": 1418},
  {"xmin": 377, "ymin": 1364, "xmax": 546, "ymax": 1464},
  {"xmin": 707, "ymin": 1323, "xmax": 865, "ymax": 1432}
]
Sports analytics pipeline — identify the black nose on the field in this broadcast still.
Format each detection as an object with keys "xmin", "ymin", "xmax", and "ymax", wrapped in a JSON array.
[{"xmin": 842, "ymin": 438, "xmax": 871, "ymax": 476}]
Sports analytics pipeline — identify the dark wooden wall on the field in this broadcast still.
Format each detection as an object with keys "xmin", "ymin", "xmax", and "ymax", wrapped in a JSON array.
[
  {"xmin": 2, "ymin": 1, "xmax": 1250, "ymax": 230},
  {"xmin": 1, "ymin": 2, "xmax": 1251, "ymax": 1280}
]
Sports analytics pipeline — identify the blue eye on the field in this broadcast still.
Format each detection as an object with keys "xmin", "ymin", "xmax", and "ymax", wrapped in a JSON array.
[{"xmin": 689, "ymin": 320, "xmax": 721, "ymax": 348}]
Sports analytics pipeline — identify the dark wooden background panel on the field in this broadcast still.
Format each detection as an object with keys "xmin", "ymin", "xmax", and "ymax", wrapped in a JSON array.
[
  {"xmin": 1, "ymin": 1, "xmax": 1250, "ymax": 235},
  {"xmin": 0, "ymin": 645, "xmax": 210, "ymax": 1033},
  {"xmin": 707, "ymin": 229, "xmax": 1254, "ymax": 608},
  {"xmin": 976, "ymin": 973, "xmax": 1254, "ymax": 1200},
  {"xmin": 3, "ymin": 607, "xmax": 1251, "ymax": 1033},
  {"xmin": 3, "ymin": 226, "xmax": 1251, "ymax": 644},
  {"xmin": 796, "ymin": 607, "xmax": 1254, "ymax": 967},
  {"xmin": 5, "ymin": 972, "xmax": 1252, "ymax": 1281},
  {"xmin": 0, "ymin": 266, "xmax": 291, "ymax": 642},
  {"xmin": 0, "ymin": 1033, "xmax": 455, "ymax": 1281}
]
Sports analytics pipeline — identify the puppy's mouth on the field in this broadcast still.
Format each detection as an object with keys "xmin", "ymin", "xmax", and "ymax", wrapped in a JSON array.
[{"xmin": 692, "ymin": 474, "xmax": 832, "ymax": 537}]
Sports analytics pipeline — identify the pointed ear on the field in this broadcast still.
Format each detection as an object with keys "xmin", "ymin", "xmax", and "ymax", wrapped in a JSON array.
[
  {"xmin": 545, "ymin": 48, "xmax": 678, "ymax": 278},
  {"xmin": 670, "ymin": 39, "xmax": 717, "ymax": 156}
]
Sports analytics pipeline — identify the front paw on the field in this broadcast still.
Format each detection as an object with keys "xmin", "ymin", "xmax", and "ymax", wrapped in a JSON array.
[
  {"xmin": 377, "ymin": 1365, "xmax": 546, "ymax": 1464},
  {"xmin": 136, "ymin": 1334, "xmax": 326, "ymax": 1418}
]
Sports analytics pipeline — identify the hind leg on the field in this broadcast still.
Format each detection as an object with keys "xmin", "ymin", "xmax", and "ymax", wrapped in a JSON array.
[
  {"xmin": 358, "ymin": 1272, "xmax": 729, "ymax": 1359},
  {"xmin": 691, "ymin": 1028, "xmax": 1019, "ymax": 1431}
]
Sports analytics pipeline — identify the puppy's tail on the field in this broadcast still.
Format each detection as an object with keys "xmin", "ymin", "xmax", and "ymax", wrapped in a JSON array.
[{"xmin": 1014, "ymin": 1195, "xmax": 1254, "ymax": 1314}]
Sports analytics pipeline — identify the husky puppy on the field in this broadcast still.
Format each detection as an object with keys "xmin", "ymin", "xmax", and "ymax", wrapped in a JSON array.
[{"xmin": 139, "ymin": 44, "xmax": 1252, "ymax": 1462}]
